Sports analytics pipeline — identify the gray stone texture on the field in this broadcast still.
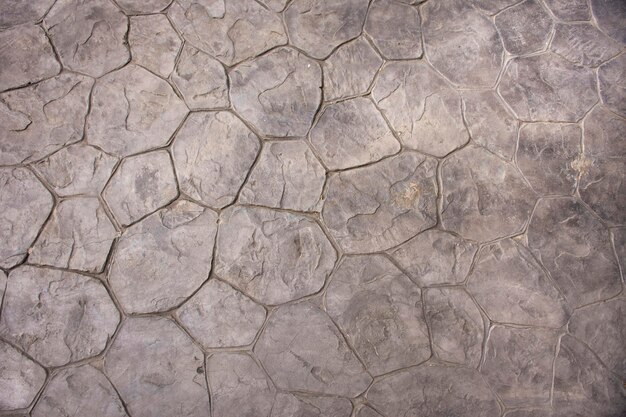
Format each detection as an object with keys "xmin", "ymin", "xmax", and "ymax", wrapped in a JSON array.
[
  {"xmin": 550, "ymin": 23, "xmax": 621, "ymax": 68},
  {"xmin": 590, "ymin": 0, "xmax": 626, "ymax": 43},
  {"xmin": 543, "ymin": 0, "xmax": 590, "ymax": 20},
  {"xmin": 271, "ymin": 394, "xmax": 352, "ymax": 417},
  {"xmin": 495, "ymin": 0, "xmax": 553, "ymax": 56},
  {"xmin": 0, "ymin": 340, "xmax": 46, "ymax": 411},
  {"xmin": 129, "ymin": 14, "xmax": 181, "ymax": 78},
  {"xmin": 598, "ymin": 54, "xmax": 626, "ymax": 117},
  {"xmin": 116, "ymin": 0, "xmax": 172, "ymax": 14},
  {"xmin": 0, "ymin": 0, "xmax": 56, "ymax": 28},
  {"xmin": 365, "ymin": 0, "xmax": 422, "ymax": 59}
]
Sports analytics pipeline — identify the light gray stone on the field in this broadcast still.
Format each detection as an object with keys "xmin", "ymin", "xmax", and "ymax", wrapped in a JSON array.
[
  {"xmin": 177, "ymin": 279, "xmax": 265, "ymax": 349},
  {"xmin": 44, "ymin": 0, "xmax": 129, "ymax": 77},
  {"xmin": 441, "ymin": 145, "xmax": 535, "ymax": 242},
  {"xmin": 372, "ymin": 60, "xmax": 468, "ymax": 157},
  {"xmin": 230, "ymin": 47, "xmax": 322, "ymax": 137},
  {"xmin": 215, "ymin": 206, "xmax": 336, "ymax": 305},
  {"xmin": 424, "ymin": 287, "xmax": 484, "ymax": 367},
  {"xmin": 171, "ymin": 44, "xmax": 229, "ymax": 110},
  {"xmin": 285, "ymin": 0, "xmax": 369, "ymax": 59},
  {"xmin": 0, "ymin": 0, "xmax": 56, "ymax": 27},
  {"xmin": 109, "ymin": 200, "xmax": 217, "ymax": 314},
  {"xmin": 468, "ymin": 239, "xmax": 570, "ymax": 327},
  {"xmin": 172, "ymin": 111, "xmax": 260, "ymax": 208},
  {"xmin": 0, "ymin": 340, "xmax": 46, "ymax": 411},
  {"xmin": 116, "ymin": 0, "xmax": 172, "ymax": 14},
  {"xmin": 259, "ymin": 0, "xmax": 289, "ymax": 12},
  {"xmin": 168, "ymin": 0, "xmax": 286, "ymax": 66},
  {"xmin": 543, "ymin": 0, "xmax": 590, "ymax": 21},
  {"xmin": 255, "ymin": 302, "xmax": 372, "ymax": 396},
  {"xmin": 129, "ymin": 14, "xmax": 181, "ymax": 78},
  {"xmin": 87, "ymin": 64, "xmax": 188, "ymax": 157},
  {"xmin": 0, "ymin": 271, "xmax": 6, "ymax": 313},
  {"xmin": 239, "ymin": 140, "xmax": 325, "ymax": 212},
  {"xmin": 0, "ymin": 266, "xmax": 119, "ymax": 367},
  {"xmin": 390, "ymin": 230, "xmax": 478, "ymax": 286},
  {"xmin": 34, "ymin": 144, "xmax": 118, "ymax": 197},
  {"xmin": 498, "ymin": 53, "xmax": 598, "ymax": 122},
  {"xmin": 590, "ymin": 0, "xmax": 626, "ymax": 43},
  {"xmin": 0, "ymin": 73, "xmax": 93, "ymax": 165},
  {"xmin": 527, "ymin": 197, "xmax": 621, "ymax": 308},
  {"xmin": 550, "ymin": 23, "xmax": 621, "ymax": 67},
  {"xmin": 326, "ymin": 255, "xmax": 430, "ymax": 375},
  {"xmin": 30, "ymin": 197, "xmax": 117, "ymax": 273},
  {"xmin": 32, "ymin": 365, "xmax": 128, "ymax": 417},
  {"xmin": 422, "ymin": 0, "xmax": 503, "ymax": 87},
  {"xmin": 495, "ymin": 0, "xmax": 553, "ymax": 56},
  {"xmin": 364, "ymin": 0, "xmax": 422, "ymax": 59},
  {"xmin": 517, "ymin": 123, "xmax": 581, "ymax": 195},
  {"xmin": 598, "ymin": 54, "xmax": 626, "ymax": 117},
  {"xmin": 367, "ymin": 364, "xmax": 500, "ymax": 417},
  {"xmin": 310, "ymin": 98, "xmax": 400, "ymax": 170},
  {"xmin": 0, "ymin": 25, "xmax": 60, "ymax": 92},
  {"xmin": 471, "ymin": 0, "xmax": 520, "ymax": 14},
  {"xmin": 322, "ymin": 152, "xmax": 438, "ymax": 253},
  {"xmin": 323, "ymin": 37, "xmax": 382, "ymax": 101},
  {"xmin": 105, "ymin": 317, "xmax": 210, "ymax": 417},
  {"xmin": 615, "ymin": 228, "xmax": 626, "ymax": 272},
  {"xmin": 0, "ymin": 168, "xmax": 53, "ymax": 268},
  {"xmin": 103, "ymin": 150, "xmax": 178, "ymax": 226},
  {"xmin": 271, "ymin": 393, "xmax": 352, "ymax": 417},
  {"xmin": 357, "ymin": 406, "xmax": 382, "ymax": 417}
]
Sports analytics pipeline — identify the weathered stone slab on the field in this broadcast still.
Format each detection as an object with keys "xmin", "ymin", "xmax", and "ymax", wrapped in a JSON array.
[
  {"xmin": 172, "ymin": 111, "xmax": 259, "ymax": 208},
  {"xmin": 0, "ymin": 266, "xmax": 119, "ymax": 367},
  {"xmin": 365, "ymin": 0, "xmax": 422, "ymax": 59},
  {"xmin": 255, "ymin": 302, "xmax": 372, "ymax": 396},
  {"xmin": 590, "ymin": 0, "xmax": 626, "ymax": 43},
  {"xmin": 109, "ymin": 200, "xmax": 217, "ymax": 313},
  {"xmin": 0, "ymin": 0, "xmax": 56, "ymax": 27},
  {"xmin": 495, "ymin": 0, "xmax": 553, "ymax": 55},
  {"xmin": 0, "ymin": 271, "xmax": 6, "ymax": 312},
  {"xmin": 105, "ymin": 317, "xmax": 210, "ymax": 417},
  {"xmin": 550, "ymin": 23, "xmax": 621, "ymax": 67},
  {"xmin": 116, "ymin": 0, "xmax": 172, "ymax": 14},
  {"xmin": 543, "ymin": 0, "xmax": 590, "ymax": 21},
  {"xmin": 357, "ymin": 406, "xmax": 382, "ymax": 417},
  {"xmin": 271, "ymin": 393, "xmax": 352, "ymax": 417},
  {"xmin": 322, "ymin": 152, "xmax": 438, "ymax": 253},
  {"xmin": 0, "ymin": 340, "xmax": 45, "ymax": 411},
  {"xmin": 615, "ymin": 228, "xmax": 626, "ymax": 272},
  {"xmin": 259, "ymin": 0, "xmax": 289, "ymax": 12},
  {"xmin": 215, "ymin": 206, "xmax": 336, "ymax": 304},
  {"xmin": 598, "ymin": 54, "xmax": 626, "ymax": 117},
  {"xmin": 471, "ymin": 0, "xmax": 519, "ymax": 14},
  {"xmin": 129, "ymin": 14, "xmax": 181, "ymax": 78}
]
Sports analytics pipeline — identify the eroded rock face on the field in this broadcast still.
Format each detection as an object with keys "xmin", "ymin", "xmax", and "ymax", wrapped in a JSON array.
[
  {"xmin": 271, "ymin": 393, "xmax": 352, "ymax": 417},
  {"xmin": 116, "ymin": 0, "xmax": 172, "ymax": 14},
  {"xmin": 129, "ymin": 14, "xmax": 181, "ymax": 78},
  {"xmin": 230, "ymin": 47, "xmax": 322, "ymax": 137},
  {"xmin": 105, "ymin": 317, "xmax": 210, "ymax": 417},
  {"xmin": 285, "ymin": 0, "xmax": 369, "ymax": 59},
  {"xmin": 598, "ymin": 54, "xmax": 626, "ymax": 117},
  {"xmin": 590, "ymin": 0, "xmax": 626, "ymax": 43},
  {"xmin": 326, "ymin": 255, "xmax": 430, "ymax": 375},
  {"xmin": 322, "ymin": 152, "xmax": 438, "ymax": 253},
  {"xmin": 0, "ymin": 340, "xmax": 46, "ymax": 411},
  {"xmin": 215, "ymin": 206, "xmax": 336, "ymax": 305},
  {"xmin": 0, "ymin": 0, "xmax": 56, "ymax": 27},
  {"xmin": 495, "ymin": 0, "xmax": 553, "ymax": 55},
  {"xmin": 109, "ymin": 200, "xmax": 217, "ymax": 313},
  {"xmin": 168, "ymin": 0, "xmax": 286, "ymax": 66},
  {"xmin": 365, "ymin": 0, "xmax": 422, "ymax": 59},
  {"xmin": 0, "ymin": 168, "xmax": 53, "ymax": 268},
  {"xmin": 44, "ymin": 0, "xmax": 129, "ymax": 77},
  {"xmin": 550, "ymin": 23, "xmax": 620, "ymax": 68},
  {"xmin": 471, "ymin": 0, "xmax": 520, "ymax": 14},
  {"xmin": 543, "ymin": 0, "xmax": 590, "ymax": 20},
  {"xmin": 0, "ymin": 266, "xmax": 119, "ymax": 367},
  {"xmin": 255, "ymin": 302, "xmax": 372, "ymax": 396}
]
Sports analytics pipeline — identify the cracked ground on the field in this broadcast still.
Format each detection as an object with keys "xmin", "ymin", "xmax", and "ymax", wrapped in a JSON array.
[{"xmin": 0, "ymin": 0, "xmax": 625, "ymax": 416}]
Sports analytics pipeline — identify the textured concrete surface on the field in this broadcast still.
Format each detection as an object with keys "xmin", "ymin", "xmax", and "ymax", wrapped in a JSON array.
[{"xmin": 0, "ymin": 0, "xmax": 624, "ymax": 416}]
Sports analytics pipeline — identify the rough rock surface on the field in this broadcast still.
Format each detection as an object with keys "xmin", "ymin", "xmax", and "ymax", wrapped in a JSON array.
[
  {"xmin": 271, "ymin": 393, "xmax": 352, "ymax": 417},
  {"xmin": 117, "ymin": 0, "xmax": 172, "ymax": 14},
  {"xmin": 543, "ymin": 0, "xmax": 590, "ymax": 20},
  {"xmin": 590, "ymin": 0, "xmax": 626, "ymax": 43},
  {"xmin": 471, "ymin": 0, "xmax": 520, "ymax": 14},
  {"xmin": 598, "ymin": 54, "xmax": 626, "ymax": 117},
  {"xmin": 0, "ymin": 340, "xmax": 46, "ymax": 411},
  {"xmin": 364, "ymin": 0, "xmax": 422, "ymax": 59},
  {"xmin": 0, "ymin": 0, "xmax": 56, "ymax": 27},
  {"xmin": 495, "ymin": 0, "xmax": 553, "ymax": 56},
  {"xmin": 550, "ymin": 23, "xmax": 621, "ymax": 68},
  {"xmin": 129, "ymin": 14, "xmax": 181, "ymax": 78}
]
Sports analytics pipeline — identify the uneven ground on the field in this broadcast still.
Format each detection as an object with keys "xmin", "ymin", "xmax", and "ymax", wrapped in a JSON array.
[{"xmin": 0, "ymin": 0, "xmax": 625, "ymax": 416}]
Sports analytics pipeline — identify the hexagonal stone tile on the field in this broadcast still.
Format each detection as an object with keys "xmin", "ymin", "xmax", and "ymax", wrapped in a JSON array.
[
  {"xmin": 322, "ymin": 152, "xmax": 437, "ymax": 253},
  {"xmin": 517, "ymin": 123, "xmax": 581, "ymax": 195},
  {"xmin": 116, "ymin": 0, "xmax": 172, "ymax": 14},
  {"xmin": 230, "ymin": 47, "xmax": 322, "ymax": 137},
  {"xmin": 0, "ymin": 340, "xmax": 45, "ymax": 411},
  {"xmin": 33, "ymin": 144, "xmax": 118, "ymax": 197},
  {"xmin": 461, "ymin": 90, "xmax": 518, "ymax": 161},
  {"xmin": 168, "ymin": 0, "xmax": 286, "ymax": 66},
  {"xmin": 482, "ymin": 326, "xmax": 558, "ymax": 407},
  {"xmin": 441, "ymin": 145, "xmax": 535, "ymax": 242},
  {"xmin": 390, "ymin": 230, "xmax": 478, "ymax": 286},
  {"xmin": 29, "ymin": 197, "xmax": 117, "ymax": 273},
  {"xmin": 598, "ymin": 54, "xmax": 626, "ymax": 117},
  {"xmin": 326, "ymin": 255, "xmax": 430, "ymax": 375},
  {"xmin": 285, "ymin": 0, "xmax": 369, "ymax": 59},
  {"xmin": 590, "ymin": 0, "xmax": 626, "ymax": 43},
  {"xmin": 0, "ymin": 73, "xmax": 93, "ymax": 165},
  {"xmin": 177, "ymin": 279, "xmax": 265, "ymax": 349},
  {"xmin": 0, "ymin": 25, "xmax": 60, "ymax": 92},
  {"xmin": 215, "ymin": 206, "xmax": 336, "ymax": 305},
  {"xmin": 44, "ymin": 0, "xmax": 129, "ymax": 77},
  {"xmin": 543, "ymin": 0, "xmax": 590, "ymax": 21},
  {"xmin": 129, "ymin": 14, "xmax": 181, "ymax": 78},
  {"xmin": 550, "ymin": 23, "xmax": 621, "ymax": 68},
  {"xmin": 0, "ymin": 168, "xmax": 53, "ymax": 268},
  {"xmin": 421, "ymin": 0, "xmax": 503, "ymax": 88},
  {"xmin": 103, "ymin": 150, "xmax": 178, "ymax": 226},
  {"xmin": 171, "ymin": 44, "xmax": 229, "ymax": 110},
  {"xmin": 372, "ymin": 61, "xmax": 468, "ymax": 157},
  {"xmin": 109, "ymin": 200, "xmax": 217, "ymax": 314},
  {"xmin": 367, "ymin": 364, "xmax": 500, "ymax": 416},
  {"xmin": 527, "ymin": 198, "xmax": 621, "ymax": 308},
  {"xmin": 364, "ymin": 0, "xmax": 422, "ymax": 59},
  {"xmin": 0, "ymin": 266, "xmax": 119, "ymax": 367},
  {"xmin": 105, "ymin": 317, "xmax": 210, "ymax": 417},
  {"xmin": 468, "ymin": 239, "xmax": 570, "ymax": 327},
  {"xmin": 172, "ymin": 111, "xmax": 260, "ymax": 209},
  {"xmin": 207, "ymin": 352, "xmax": 275, "ymax": 417},
  {"xmin": 255, "ymin": 302, "xmax": 372, "ymax": 396},
  {"xmin": 32, "ymin": 365, "xmax": 128, "ymax": 417},
  {"xmin": 0, "ymin": 0, "xmax": 56, "ymax": 27},
  {"xmin": 498, "ymin": 53, "xmax": 597, "ymax": 122},
  {"xmin": 323, "ymin": 37, "xmax": 382, "ymax": 101},
  {"xmin": 495, "ymin": 0, "xmax": 553, "ymax": 56},
  {"xmin": 471, "ymin": 0, "xmax": 520, "ymax": 14},
  {"xmin": 87, "ymin": 64, "xmax": 188, "ymax": 157},
  {"xmin": 424, "ymin": 287, "xmax": 484, "ymax": 367},
  {"xmin": 310, "ymin": 98, "xmax": 400, "ymax": 170},
  {"xmin": 239, "ymin": 140, "xmax": 325, "ymax": 212},
  {"xmin": 271, "ymin": 393, "xmax": 352, "ymax": 417}
]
